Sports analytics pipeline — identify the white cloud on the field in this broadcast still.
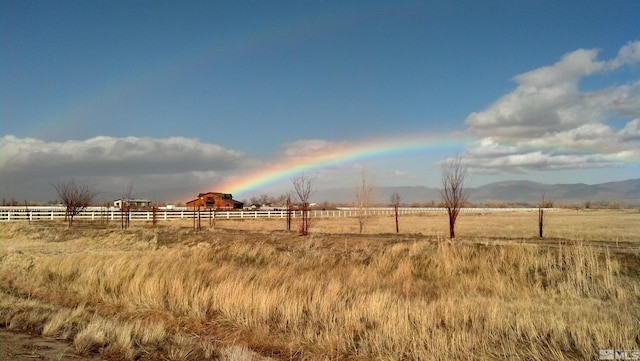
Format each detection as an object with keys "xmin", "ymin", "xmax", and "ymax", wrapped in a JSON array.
[
  {"xmin": 607, "ymin": 40, "xmax": 640, "ymax": 69},
  {"xmin": 619, "ymin": 119, "xmax": 640, "ymax": 140},
  {"xmin": 465, "ymin": 48, "xmax": 606, "ymax": 139},
  {"xmin": 463, "ymin": 41, "xmax": 640, "ymax": 173},
  {"xmin": 0, "ymin": 135, "xmax": 248, "ymax": 202},
  {"xmin": 514, "ymin": 49, "xmax": 605, "ymax": 87},
  {"xmin": 0, "ymin": 135, "xmax": 245, "ymax": 175},
  {"xmin": 583, "ymin": 81, "xmax": 640, "ymax": 119},
  {"xmin": 281, "ymin": 139, "xmax": 346, "ymax": 158}
]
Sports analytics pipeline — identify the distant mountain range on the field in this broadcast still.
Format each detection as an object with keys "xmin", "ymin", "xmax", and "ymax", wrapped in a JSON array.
[{"xmin": 312, "ymin": 179, "xmax": 640, "ymax": 206}]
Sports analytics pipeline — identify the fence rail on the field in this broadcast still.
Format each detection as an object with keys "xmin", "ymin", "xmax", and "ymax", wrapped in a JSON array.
[{"xmin": 0, "ymin": 206, "xmax": 544, "ymax": 222}]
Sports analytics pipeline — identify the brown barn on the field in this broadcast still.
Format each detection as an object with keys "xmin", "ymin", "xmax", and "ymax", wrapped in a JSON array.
[{"xmin": 186, "ymin": 192, "xmax": 243, "ymax": 211}]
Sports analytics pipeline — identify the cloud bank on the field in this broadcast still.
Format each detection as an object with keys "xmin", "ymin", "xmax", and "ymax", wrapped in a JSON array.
[
  {"xmin": 3, "ymin": 42, "xmax": 639, "ymax": 202},
  {"xmin": 463, "ymin": 40, "xmax": 640, "ymax": 173},
  {"xmin": 0, "ymin": 135, "xmax": 248, "ymax": 202}
]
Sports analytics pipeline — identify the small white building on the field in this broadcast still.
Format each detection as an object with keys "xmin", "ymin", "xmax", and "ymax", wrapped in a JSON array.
[{"xmin": 114, "ymin": 199, "xmax": 152, "ymax": 209}]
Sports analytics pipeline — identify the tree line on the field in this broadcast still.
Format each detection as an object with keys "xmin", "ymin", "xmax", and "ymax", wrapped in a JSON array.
[
  {"xmin": 40, "ymin": 154, "xmax": 560, "ymax": 239},
  {"xmin": 27, "ymin": 154, "xmax": 469, "ymax": 238},
  {"xmin": 285, "ymin": 155, "xmax": 470, "ymax": 238}
]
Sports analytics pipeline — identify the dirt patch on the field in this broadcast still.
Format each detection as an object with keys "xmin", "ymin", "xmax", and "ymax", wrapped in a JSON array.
[{"xmin": 0, "ymin": 329, "xmax": 102, "ymax": 361}]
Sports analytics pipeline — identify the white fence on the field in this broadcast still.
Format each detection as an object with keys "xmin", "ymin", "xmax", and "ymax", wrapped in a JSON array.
[{"xmin": 0, "ymin": 206, "xmax": 543, "ymax": 222}]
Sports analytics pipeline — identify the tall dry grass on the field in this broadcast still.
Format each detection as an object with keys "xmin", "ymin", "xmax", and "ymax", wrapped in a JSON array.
[{"xmin": 0, "ymin": 210, "xmax": 639, "ymax": 360}]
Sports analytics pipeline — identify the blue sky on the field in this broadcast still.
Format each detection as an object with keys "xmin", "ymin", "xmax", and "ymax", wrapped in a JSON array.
[{"xmin": 1, "ymin": 1, "xmax": 639, "ymax": 203}]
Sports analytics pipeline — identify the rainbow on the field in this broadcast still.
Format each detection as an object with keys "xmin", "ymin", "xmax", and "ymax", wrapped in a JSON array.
[{"xmin": 212, "ymin": 133, "xmax": 471, "ymax": 198}]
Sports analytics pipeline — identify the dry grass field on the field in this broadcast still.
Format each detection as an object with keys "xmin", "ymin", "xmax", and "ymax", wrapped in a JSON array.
[{"xmin": 1, "ymin": 209, "xmax": 639, "ymax": 360}]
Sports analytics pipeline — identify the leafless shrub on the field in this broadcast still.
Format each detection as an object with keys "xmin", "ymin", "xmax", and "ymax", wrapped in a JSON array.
[
  {"xmin": 291, "ymin": 172, "xmax": 316, "ymax": 236},
  {"xmin": 538, "ymin": 190, "xmax": 546, "ymax": 238},
  {"xmin": 440, "ymin": 155, "xmax": 469, "ymax": 239},
  {"xmin": 51, "ymin": 179, "xmax": 98, "ymax": 227},
  {"xmin": 354, "ymin": 168, "xmax": 375, "ymax": 234},
  {"xmin": 390, "ymin": 192, "xmax": 401, "ymax": 233}
]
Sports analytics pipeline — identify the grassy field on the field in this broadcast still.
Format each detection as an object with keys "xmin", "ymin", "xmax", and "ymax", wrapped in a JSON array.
[{"xmin": 0, "ymin": 209, "xmax": 639, "ymax": 360}]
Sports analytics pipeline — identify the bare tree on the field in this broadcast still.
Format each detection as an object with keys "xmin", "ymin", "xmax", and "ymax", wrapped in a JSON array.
[
  {"xmin": 391, "ymin": 192, "xmax": 401, "ymax": 233},
  {"xmin": 354, "ymin": 168, "xmax": 375, "ymax": 234},
  {"xmin": 440, "ymin": 155, "xmax": 469, "ymax": 239},
  {"xmin": 120, "ymin": 180, "xmax": 135, "ymax": 230},
  {"xmin": 291, "ymin": 172, "xmax": 316, "ymax": 236},
  {"xmin": 123, "ymin": 179, "xmax": 135, "ymax": 200},
  {"xmin": 52, "ymin": 179, "xmax": 98, "ymax": 227},
  {"xmin": 249, "ymin": 194, "xmax": 275, "ymax": 208}
]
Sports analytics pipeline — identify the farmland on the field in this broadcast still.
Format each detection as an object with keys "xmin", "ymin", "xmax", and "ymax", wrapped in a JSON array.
[{"xmin": 1, "ymin": 209, "xmax": 639, "ymax": 360}]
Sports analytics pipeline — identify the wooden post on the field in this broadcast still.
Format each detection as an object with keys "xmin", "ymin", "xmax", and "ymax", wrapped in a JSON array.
[
  {"xmin": 152, "ymin": 206, "xmax": 158, "ymax": 226},
  {"xmin": 24, "ymin": 201, "xmax": 30, "ymax": 225},
  {"xmin": 538, "ymin": 207, "xmax": 544, "ymax": 238},
  {"xmin": 395, "ymin": 204, "xmax": 399, "ymax": 233},
  {"xmin": 194, "ymin": 205, "xmax": 201, "ymax": 232},
  {"xmin": 286, "ymin": 195, "xmax": 292, "ymax": 231}
]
